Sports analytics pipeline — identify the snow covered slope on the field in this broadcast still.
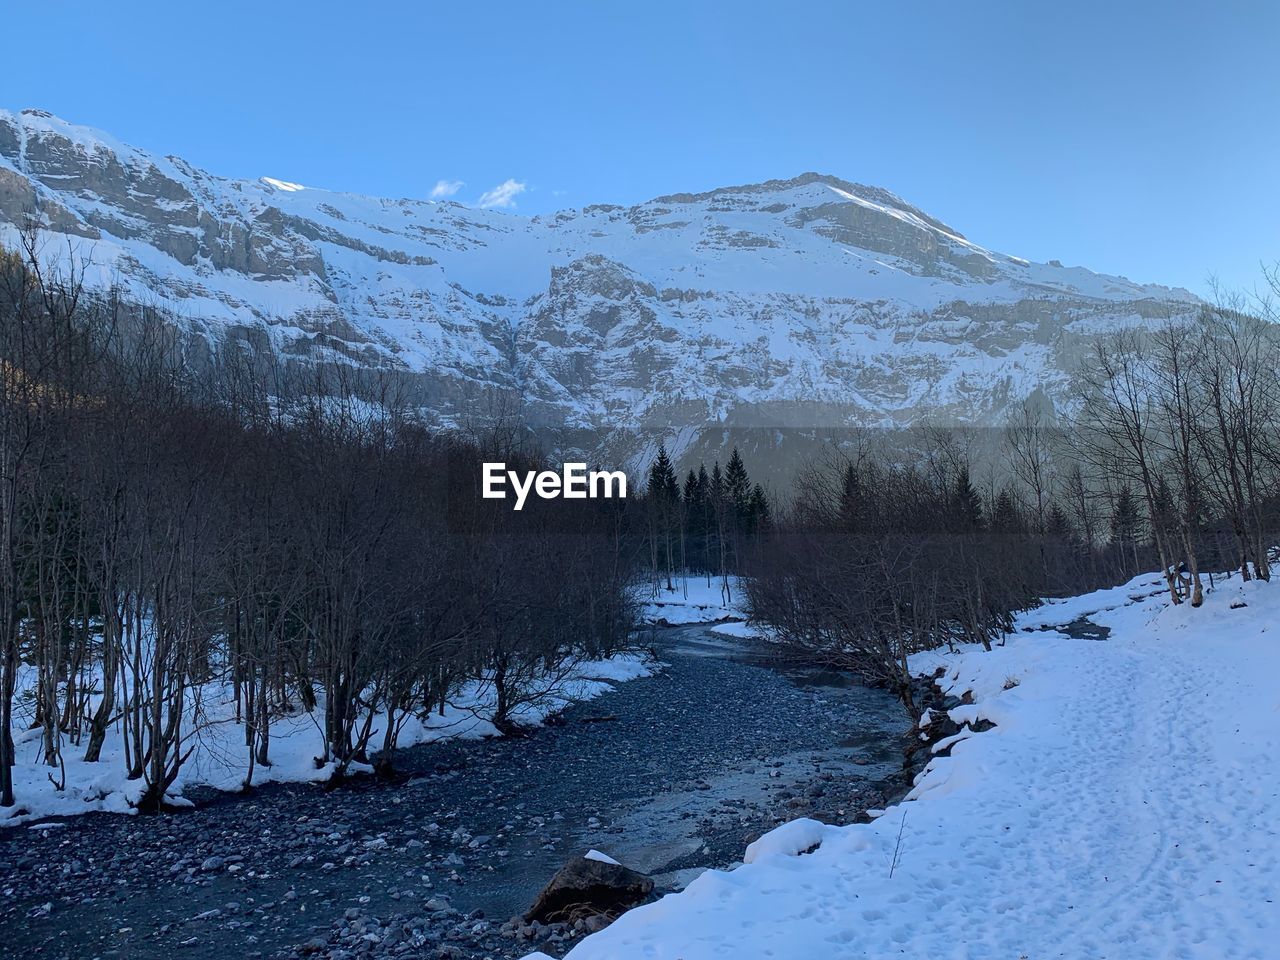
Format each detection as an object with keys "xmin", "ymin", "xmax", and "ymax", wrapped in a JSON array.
[
  {"xmin": 544, "ymin": 574, "xmax": 1280, "ymax": 959},
  {"xmin": 0, "ymin": 108, "xmax": 1200, "ymax": 464}
]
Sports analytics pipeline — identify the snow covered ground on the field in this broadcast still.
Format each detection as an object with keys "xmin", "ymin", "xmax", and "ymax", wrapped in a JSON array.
[
  {"xmin": 545, "ymin": 572, "xmax": 1280, "ymax": 959},
  {"xmin": 2, "ymin": 652, "xmax": 656, "ymax": 829},
  {"xmin": 637, "ymin": 576, "xmax": 747, "ymax": 625}
]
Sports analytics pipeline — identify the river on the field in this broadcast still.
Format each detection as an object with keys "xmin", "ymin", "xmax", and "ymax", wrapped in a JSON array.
[{"xmin": 0, "ymin": 623, "xmax": 911, "ymax": 959}]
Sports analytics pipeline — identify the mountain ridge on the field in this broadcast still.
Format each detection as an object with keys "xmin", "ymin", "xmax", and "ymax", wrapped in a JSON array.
[{"xmin": 0, "ymin": 107, "xmax": 1200, "ymax": 471}]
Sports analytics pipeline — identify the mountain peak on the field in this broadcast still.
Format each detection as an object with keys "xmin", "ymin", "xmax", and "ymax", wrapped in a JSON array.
[{"xmin": 649, "ymin": 171, "xmax": 964, "ymax": 239}]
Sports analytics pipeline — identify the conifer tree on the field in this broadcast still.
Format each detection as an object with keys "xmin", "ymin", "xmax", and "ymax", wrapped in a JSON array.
[
  {"xmin": 709, "ymin": 461, "xmax": 728, "ymax": 583},
  {"xmin": 647, "ymin": 444, "xmax": 679, "ymax": 501},
  {"xmin": 725, "ymin": 448, "xmax": 751, "ymax": 522},
  {"xmin": 838, "ymin": 462, "xmax": 862, "ymax": 530},
  {"xmin": 696, "ymin": 464, "xmax": 714, "ymax": 581},
  {"xmin": 1047, "ymin": 501, "xmax": 1074, "ymax": 541},
  {"xmin": 646, "ymin": 444, "xmax": 680, "ymax": 589},
  {"xmin": 953, "ymin": 465, "xmax": 984, "ymax": 531},
  {"xmin": 749, "ymin": 483, "xmax": 771, "ymax": 532},
  {"xmin": 682, "ymin": 468, "xmax": 699, "ymax": 505},
  {"xmin": 991, "ymin": 488, "xmax": 1022, "ymax": 534},
  {"xmin": 1110, "ymin": 484, "xmax": 1140, "ymax": 546},
  {"xmin": 1110, "ymin": 483, "xmax": 1141, "ymax": 575},
  {"xmin": 682, "ymin": 468, "xmax": 704, "ymax": 570}
]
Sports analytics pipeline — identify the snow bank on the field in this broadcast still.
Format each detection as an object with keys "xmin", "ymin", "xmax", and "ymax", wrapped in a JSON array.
[
  {"xmin": 550, "ymin": 572, "xmax": 1280, "ymax": 959},
  {"xmin": 708, "ymin": 619, "xmax": 764, "ymax": 639},
  {"xmin": 742, "ymin": 817, "xmax": 834, "ymax": 864},
  {"xmin": 637, "ymin": 576, "xmax": 748, "ymax": 624},
  {"xmin": 2, "ymin": 652, "xmax": 656, "ymax": 829},
  {"xmin": 1015, "ymin": 571, "xmax": 1170, "ymax": 629}
]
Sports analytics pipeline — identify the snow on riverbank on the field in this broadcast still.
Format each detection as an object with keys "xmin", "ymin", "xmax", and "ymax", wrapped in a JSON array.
[
  {"xmin": 2, "ymin": 652, "xmax": 656, "ymax": 829},
  {"xmin": 551, "ymin": 572, "xmax": 1280, "ymax": 959},
  {"xmin": 637, "ymin": 576, "xmax": 747, "ymax": 624}
]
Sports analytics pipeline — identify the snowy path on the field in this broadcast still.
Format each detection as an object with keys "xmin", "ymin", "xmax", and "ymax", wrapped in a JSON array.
[{"xmin": 551, "ymin": 575, "xmax": 1280, "ymax": 960}]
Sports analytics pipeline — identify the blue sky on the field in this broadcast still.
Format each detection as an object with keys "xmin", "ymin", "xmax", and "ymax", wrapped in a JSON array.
[{"xmin": 6, "ymin": 1, "xmax": 1277, "ymax": 295}]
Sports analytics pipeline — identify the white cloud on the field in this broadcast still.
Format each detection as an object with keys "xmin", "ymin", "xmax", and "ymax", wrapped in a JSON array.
[
  {"xmin": 430, "ymin": 179, "xmax": 464, "ymax": 199},
  {"xmin": 477, "ymin": 178, "xmax": 527, "ymax": 209}
]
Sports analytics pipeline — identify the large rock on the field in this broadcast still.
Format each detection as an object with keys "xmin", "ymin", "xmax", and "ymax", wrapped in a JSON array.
[{"xmin": 525, "ymin": 855, "xmax": 654, "ymax": 923}]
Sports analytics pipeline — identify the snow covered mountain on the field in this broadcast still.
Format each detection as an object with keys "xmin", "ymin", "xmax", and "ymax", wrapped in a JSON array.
[{"xmin": 0, "ymin": 107, "xmax": 1199, "ymax": 468}]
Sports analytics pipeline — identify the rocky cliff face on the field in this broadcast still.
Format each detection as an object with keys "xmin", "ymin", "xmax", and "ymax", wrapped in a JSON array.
[{"xmin": 0, "ymin": 108, "xmax": 1199, "ymax": 471}]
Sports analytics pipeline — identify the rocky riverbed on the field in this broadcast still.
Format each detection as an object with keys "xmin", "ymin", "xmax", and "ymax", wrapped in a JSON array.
[{"xmin": 0, "ymin": 624, "xmax": 911, "ymax": 960}]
